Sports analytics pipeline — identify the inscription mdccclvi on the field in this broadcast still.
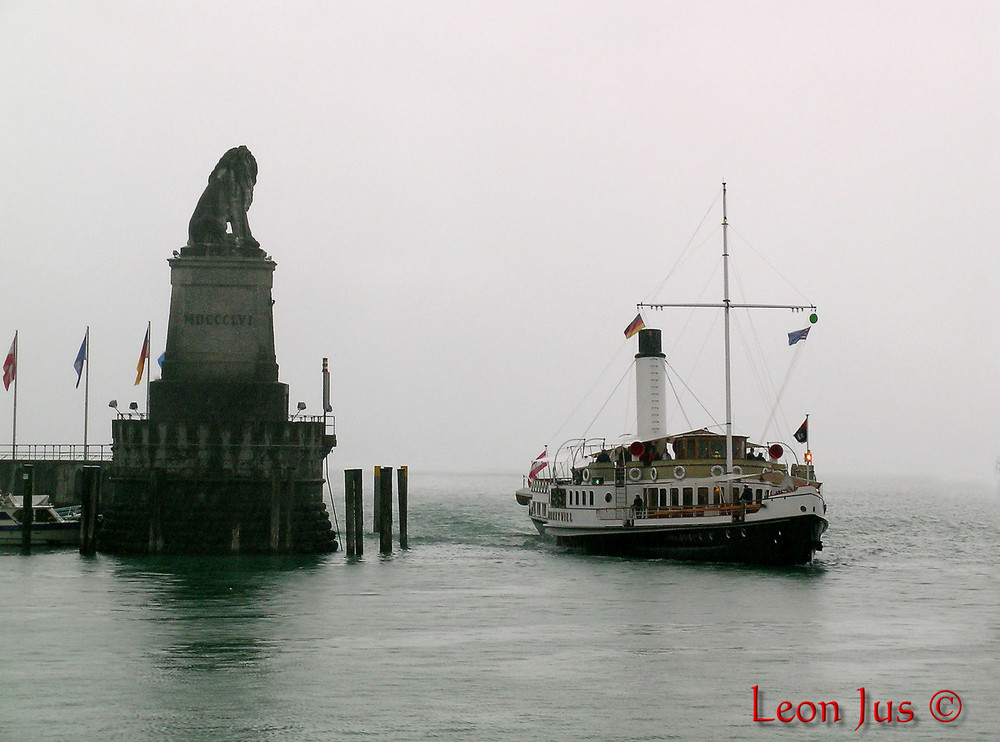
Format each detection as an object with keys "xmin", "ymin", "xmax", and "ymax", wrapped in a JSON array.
[{"xmin": 183, "ymin": 313, "xmax": 254, "ymax": 327}]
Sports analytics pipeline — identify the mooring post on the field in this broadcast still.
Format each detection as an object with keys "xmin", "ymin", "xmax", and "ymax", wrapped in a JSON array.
[
  {"xmin": 372, "ymin": 465, "xmax": 381, "ymax": 533},
  {"xmin": 352, "ymin": 469, "xmax": 364, "ymax": 555},
  {"xmin": 344, "ymin": 469, "xmax": 358, "ymax": 556},
  {"xmin": 79, "ymin": 465, "xmax": 101, "ymax": 556},
  {"xmin": 397, "ymin": 465, "xmax": 408, "ymax": 550},
  {"xmin": 379, "ymin": 466, "xmax": 393, "ymax": 554},
  {"xmin": 20, "ymin": 464, "xmax": 34, "ymax": 555}
]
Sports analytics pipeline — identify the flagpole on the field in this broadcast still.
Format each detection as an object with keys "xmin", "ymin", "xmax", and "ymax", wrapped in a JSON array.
[
  {"xmin": 145, "ymin": 320, "xmax": 151, "ymax": 414},
  {"xmin": 11, "ymin": 330, "xmax": 17, "ymax": 457},
  {"xmin": 83, "ymin": 326, "xmax": 90, "ymax": 461}
]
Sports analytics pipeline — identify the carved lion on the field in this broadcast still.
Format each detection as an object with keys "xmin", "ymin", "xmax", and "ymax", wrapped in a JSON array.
[{"xmin": 187, "ymin": 145, "xmax": 259, "ymax": 247}]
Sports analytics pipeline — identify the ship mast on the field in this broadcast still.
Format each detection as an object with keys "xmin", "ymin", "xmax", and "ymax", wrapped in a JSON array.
[
  {"xmin": 722, "ymin": 182, "xmax": 733, "ymax": 480},
  {"xmin": 638, "ymin": 183, "xmax": 817, "ymax": 499}
]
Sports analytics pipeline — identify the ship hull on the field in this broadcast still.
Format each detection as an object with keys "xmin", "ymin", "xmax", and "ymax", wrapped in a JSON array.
[{"xmin": 546, "ymin": 513, "xmax": 826, "ymax": 566}]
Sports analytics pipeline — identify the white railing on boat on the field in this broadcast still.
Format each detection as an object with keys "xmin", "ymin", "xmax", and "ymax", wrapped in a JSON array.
[
  {"xmin": 596, "ymin": 503, "xmax": 762, "ymax": 521},
  {"xmin": 522, "ymin": 476, "xmax": 552, "ymax": 493}
]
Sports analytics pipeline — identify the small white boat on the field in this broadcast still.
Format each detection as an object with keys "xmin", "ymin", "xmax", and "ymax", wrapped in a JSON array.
[
  {"xmin": 516, "ymin": 183, "xmax": 827, "ymax": 565},
  {"xmin": 0, "ymin": 492, "xmax": 81, "ymax": 546}
]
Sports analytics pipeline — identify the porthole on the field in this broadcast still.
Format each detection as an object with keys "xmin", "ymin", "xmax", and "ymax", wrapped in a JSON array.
[{"xmin": 605, "ymin": 493, "xmax": 612, "ymax": 503}]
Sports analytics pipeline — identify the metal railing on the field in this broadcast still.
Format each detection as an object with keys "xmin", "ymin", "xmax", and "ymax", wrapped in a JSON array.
[
  {"xmin": 0, "ymin": 416, "xmax": 336, "ymax": 463},
  {"xmin": 0, "ymin": 444, "xmax": 113, "ymax": 462}
]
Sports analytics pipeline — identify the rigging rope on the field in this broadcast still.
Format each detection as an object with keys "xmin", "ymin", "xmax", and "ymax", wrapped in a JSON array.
[
  {"xmin": 642, "ymin": 188, "xmax": 722, "ymax": 306},
  {"xmin": 581, "ymin": 360, "xmax": 636, "ymax": 439},
  {"xmin": 759, "ymin": 342, "xmax": 805, "ymax": 443},
  {"xmin": 547, "ymin": 336, "xmax": 630, "ymax": 445}
]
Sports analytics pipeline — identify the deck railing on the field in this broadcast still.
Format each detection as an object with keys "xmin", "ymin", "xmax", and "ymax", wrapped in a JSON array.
[{"xmin": 596, "ymin": 503, "xmax": 762, "ymax": 521}]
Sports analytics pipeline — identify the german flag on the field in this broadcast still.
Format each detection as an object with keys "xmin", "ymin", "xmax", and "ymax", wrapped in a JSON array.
[
  {"xmin": 624, "ymin": 313, "xmax": 645, "ymax": 339},
  {"xmin": 134, "ymin": 325, "xmax": 150, "ymax": 386}
]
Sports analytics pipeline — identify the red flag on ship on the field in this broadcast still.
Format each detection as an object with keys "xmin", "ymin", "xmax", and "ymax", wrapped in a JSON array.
[{"xmin": 528, "ymin": 450, "xmax": 548, "ymax": 481}]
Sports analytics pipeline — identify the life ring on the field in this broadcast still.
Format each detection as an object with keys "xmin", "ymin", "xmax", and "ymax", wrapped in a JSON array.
[
  {"xmin": 711, "ymin": 465, "xmax": 724, "ymax": 478},
  {"xmin": 582, "ymin": 468, "xmax": 591, "ymax": 482},
  {"xmin": 732, "ymin": 465, "xmax": 743, "ymax": 476},
  {"xmin": 628, "ymin": 467, "xmax": 642, "ymax": 481},
  {"xmin": 649, "ymin": 467, "xmax": 657, "ymax": 480},
  {"xmin": 673, "ymin": 465, "xmax": 686, "ymax": 480}
]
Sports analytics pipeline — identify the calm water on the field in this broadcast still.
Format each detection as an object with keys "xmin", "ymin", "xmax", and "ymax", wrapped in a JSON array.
[{"xmin": 1, "ymin": 473, "xmax": 997, "ymax": 741}]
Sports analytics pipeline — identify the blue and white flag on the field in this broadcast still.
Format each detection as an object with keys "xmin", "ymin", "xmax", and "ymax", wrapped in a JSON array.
[
  {"xmin": 787, "ymin": 327, "xmax": 811, "ymax": 346},
  {"xmin": 73, "ymin": 330, "xmax": 88, "ymax": 388}
]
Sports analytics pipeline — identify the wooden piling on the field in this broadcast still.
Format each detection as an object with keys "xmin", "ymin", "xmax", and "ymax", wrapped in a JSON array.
[
  {"xmin": 354, "ymin": 473, "xmax": 363, "ymax": 555},
  {"xmin": 344, "ymin": 469, "xmax": 359, "ymax": 556},
  {"xmin": 20, "ymin": 464, "xmax": 33, "ymax": 555},
  {"xmin": 79, "ymin": 465, "xmax": 101, "ymax": 556},
  {"xmin": 397, "ymin": 466, "xmax": 408, "ymax": 550},
  {"xmin": 379, "ymin": 466, "xmax": 393, "ymax": 554},
  {"xmin": 372, "ymin": 465, "xmax": 381, "ymax": 533}
]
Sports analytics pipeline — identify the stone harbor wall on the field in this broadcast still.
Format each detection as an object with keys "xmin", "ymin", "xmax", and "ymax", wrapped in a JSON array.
[
  {"xmin": 101, "ymin": 419, "xmax": 335, "ymax": 555},
  {"xmin": 100, "ymin": 147, "xmax": 338, "ymax": 555}
]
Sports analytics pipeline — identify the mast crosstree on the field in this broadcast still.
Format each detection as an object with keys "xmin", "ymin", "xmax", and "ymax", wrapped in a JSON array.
[{"xmin": 637, "ymin": 183, "xmax": 816, "ymax": 491}]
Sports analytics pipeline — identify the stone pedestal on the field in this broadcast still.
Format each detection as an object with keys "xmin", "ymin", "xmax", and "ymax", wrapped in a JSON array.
[
  {"xmin": 101, "ymin": 243, "xmax": 337, "ymax": 555},
  {"xmin": 152, "ymin": 246, "xmax": 287, "ymax": 421}
]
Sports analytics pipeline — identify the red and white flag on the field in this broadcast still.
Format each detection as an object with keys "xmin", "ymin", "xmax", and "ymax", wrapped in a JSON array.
[
  {"xmin": 528, "ymin": 449, "xmax": 548, "ymax": 481},
  {"xmin": 2, "ymin": 334, "xmax": 15, "ymax": 391}
]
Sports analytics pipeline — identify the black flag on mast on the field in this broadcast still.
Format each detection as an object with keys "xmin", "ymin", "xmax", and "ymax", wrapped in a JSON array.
[{"xmin": 794, "ymin": 417, "xmax": 808, "ymax": 443}]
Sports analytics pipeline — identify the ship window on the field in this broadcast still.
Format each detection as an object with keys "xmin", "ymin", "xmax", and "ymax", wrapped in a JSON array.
[
  {"xmin": 756, "ymin": 489, "xmax": 763, "ymax": 504},
  {"xmin": 697, "ymin": 487, "xmax": 709, "ymax": 506},
  {"xmin": 698, "ymin": 440, "xmax": 710, "ymax": 459},
  {"xmin": 713, "ymin": 487, "xmax": 722, "ymax": 505},
  {"xmin": 659, "ymin": 488, "xmax": 667, "ymax": 507},
  {"xmin": 671, "ymin": 488, "xmax": 679, "ymax": 507},
  {"xmin": 710, "ymin": 440, "xmax": 724, "ymax": 459},
  {"xmin": 682, "ymin": 488, "xmax": 693, "ymax": 507}
]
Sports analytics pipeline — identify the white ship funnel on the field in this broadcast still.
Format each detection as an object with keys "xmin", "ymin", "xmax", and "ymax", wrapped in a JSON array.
[{"xmin": 635, "ymin": 328, "xmax": 666, "ymax": 440}]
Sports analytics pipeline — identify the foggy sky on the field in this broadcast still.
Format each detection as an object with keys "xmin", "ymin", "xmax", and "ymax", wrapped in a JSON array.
[{"xmin": 2, "ymin": 1, "xmax": 998, "ymax": 482}]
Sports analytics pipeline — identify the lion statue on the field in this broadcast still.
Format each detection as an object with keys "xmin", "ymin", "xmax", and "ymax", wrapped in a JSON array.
[{"xmin": 187, "ymin": 145, "xmax": 259, "ymax": 248}]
